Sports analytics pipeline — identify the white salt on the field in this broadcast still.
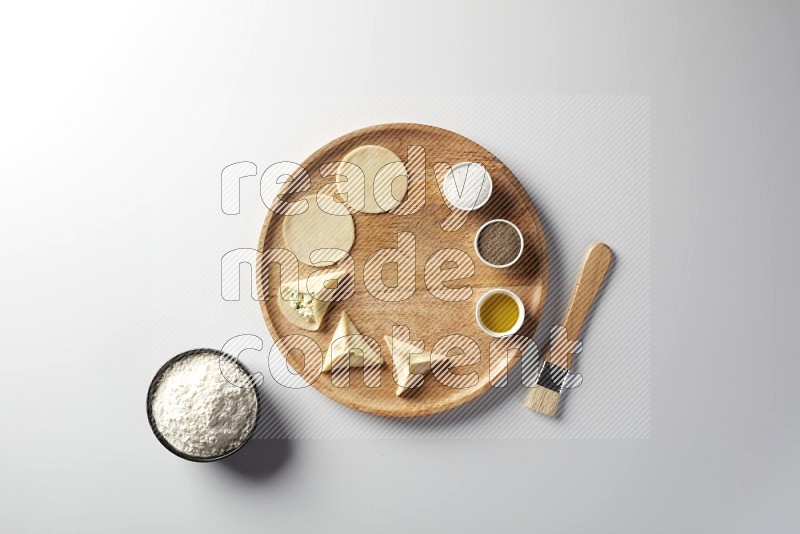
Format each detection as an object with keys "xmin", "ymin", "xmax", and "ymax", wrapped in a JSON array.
[{"xmin": 443, "ymin": 162, "xmax": 493, "ymax": 211}]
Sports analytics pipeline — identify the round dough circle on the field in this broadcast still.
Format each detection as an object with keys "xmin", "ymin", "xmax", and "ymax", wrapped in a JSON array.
[
  {"xmin": 337, "ymin": 145, "xmax": 409, "ymax": 214},
  {"xmin": 282, "ymin": 194, "xmax": 355, "ymax": 266}
]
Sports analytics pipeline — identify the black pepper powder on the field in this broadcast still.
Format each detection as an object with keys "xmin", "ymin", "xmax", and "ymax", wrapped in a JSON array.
[{"xmin": 477, "ymin": 221, "xmax": 521, "ymax": 266}]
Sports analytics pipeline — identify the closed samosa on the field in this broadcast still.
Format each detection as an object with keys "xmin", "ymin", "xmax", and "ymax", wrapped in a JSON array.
[
  {"xmin": 322, "ymin": 311, "xmax": 383, "ymax": 372},
  {"xmin": 384, "ymin": 335, "xmax": 449, "ymax": 397}
]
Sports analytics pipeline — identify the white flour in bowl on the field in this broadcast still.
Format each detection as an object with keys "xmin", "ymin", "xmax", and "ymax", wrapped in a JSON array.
[{"xmin": 150, "ymin": 352, "xmax": 258, "ymax": 459}]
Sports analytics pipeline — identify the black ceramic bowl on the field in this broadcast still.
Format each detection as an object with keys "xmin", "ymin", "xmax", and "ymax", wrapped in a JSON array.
[{"xmin": 146, "ymin": 348, "xmax": 260, "ymax": 462}]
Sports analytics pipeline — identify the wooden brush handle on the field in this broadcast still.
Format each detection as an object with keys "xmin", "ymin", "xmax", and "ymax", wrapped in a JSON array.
[{"xmin": 546, "ymin": 243, "xmax": 612, "ymax": 370}]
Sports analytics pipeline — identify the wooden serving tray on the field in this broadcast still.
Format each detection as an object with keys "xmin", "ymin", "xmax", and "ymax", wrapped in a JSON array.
[{"xmin": 257, "ymin": 123, "xmax": 548, "ymax": 417}]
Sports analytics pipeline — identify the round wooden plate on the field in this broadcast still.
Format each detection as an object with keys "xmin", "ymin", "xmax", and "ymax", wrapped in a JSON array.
[{"xmin": 257, "ymin": 123, "xmax": 548, "ymax": 417}]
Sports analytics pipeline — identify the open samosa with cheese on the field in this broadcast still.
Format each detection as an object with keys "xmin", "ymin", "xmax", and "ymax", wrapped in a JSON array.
[
  {"xmin": 321, "ymin": 311, "xmax": 382, "ymax": 372},
  {"xmin": 278, "ymin": 269, "xmax": 349, "ymax": 331},
  {"xmin": 384, "ymin": 335, "xmax": 449, "ymax": 397}
]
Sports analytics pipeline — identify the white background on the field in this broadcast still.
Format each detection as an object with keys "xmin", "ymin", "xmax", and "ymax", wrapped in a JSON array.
[{"xmin": 1, "ymin": 1, "xmax": 798, "ymax": 532}]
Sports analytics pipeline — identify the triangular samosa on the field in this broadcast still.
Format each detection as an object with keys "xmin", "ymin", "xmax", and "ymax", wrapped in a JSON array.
[
  {"xmin": 278, "ymin": 269, "xmax": 348, "ymax": 331},
  {"xmin": 321, "ymin": 312, "xmax": 383, "ymax": 372},
  {"xmin": 384, "ymin": 335, "xmax": 449, "ymax": 397}
]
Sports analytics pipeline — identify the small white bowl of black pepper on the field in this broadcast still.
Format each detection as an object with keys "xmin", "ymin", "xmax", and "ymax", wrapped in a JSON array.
[{"xmin": 474, "ymin": 219, "xmax": 524, "ymax": 268}]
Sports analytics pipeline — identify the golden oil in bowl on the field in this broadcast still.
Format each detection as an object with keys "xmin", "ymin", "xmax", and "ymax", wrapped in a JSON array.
[{"xmin": 475, "ymin": 289, "xmax": 525, "ymax": 337}]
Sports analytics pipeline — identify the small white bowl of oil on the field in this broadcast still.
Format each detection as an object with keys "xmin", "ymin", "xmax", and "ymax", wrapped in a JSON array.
[{"xmin": 475, "ymin": 288, "xmax": 525, "ymax": 337}]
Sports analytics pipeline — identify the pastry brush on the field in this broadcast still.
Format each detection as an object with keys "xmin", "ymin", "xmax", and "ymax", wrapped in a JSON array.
[{"xmin": 525, "ymin": 242, "xmax": 612, "ymax": 416}]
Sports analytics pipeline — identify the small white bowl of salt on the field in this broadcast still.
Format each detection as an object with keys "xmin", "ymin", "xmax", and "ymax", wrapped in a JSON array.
[{"xmin": 442, "ymin": 162, "xmax": 493, "ymax": 211}]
